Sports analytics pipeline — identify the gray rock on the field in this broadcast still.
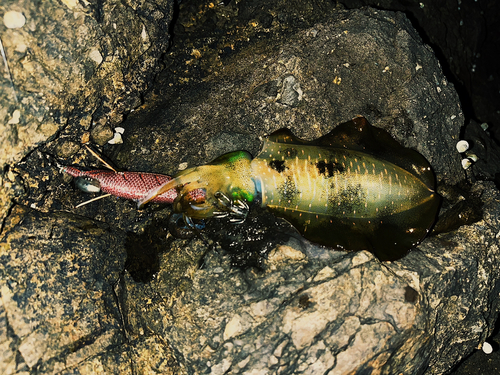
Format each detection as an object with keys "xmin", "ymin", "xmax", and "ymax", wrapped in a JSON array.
[{"xmin": 1, "ymin": 5, "xmax": 498, "ymax": 375}]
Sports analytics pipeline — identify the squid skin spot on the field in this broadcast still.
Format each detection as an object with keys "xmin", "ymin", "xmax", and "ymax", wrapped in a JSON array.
[
  {"xmin": 316, "ymin": 160, "xmax": 344, "ymax": 176},
  {"xmin": 269, "ymin": 160, "xmax": 287, "ymax": 173}
]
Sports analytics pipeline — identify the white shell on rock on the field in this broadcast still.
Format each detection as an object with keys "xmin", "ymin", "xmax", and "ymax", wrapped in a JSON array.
[
  {"xmin": 461, "ymin": 158, "xmax": 472, "ymax": 170},
  {"xmin": 108, "ymin": 132, "xmax": 123, "ymax": 145},
  {"xmin": 482, "ymin": 341, "xmax": 493, "ymax": 354},
  {"xmin": 466, "ymin": 152, "xmax": 479, "ymax": 162},
  {"xmin": 3, "ymin": 11, "xmax": 26, "ymax": 29},
  {"xmin": 456, "ymin": 140, "xmax": 469, "ymax": 153}
]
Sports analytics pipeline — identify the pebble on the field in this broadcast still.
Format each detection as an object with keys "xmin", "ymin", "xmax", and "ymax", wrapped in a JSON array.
[
  {"xmin": 456, "ymin": 140, "xmax": 469, "ymax": 153},
  {"xmin": 482, "ymin": 341, "xmax": 493, "ymax": 354},
  {"xmin": 91, "ymin": 123, "xmax": 114, "ymax": 146},
  {"xmin": 461, "ymin": 158, "xmax": 472, "ymax": 170},
  {"xmin": 56, "ymin": 140, "xmax": 80, "ymax": 158},
  {"xmin": 108, "ymin": 132, "xmax": 123, "ymax": 145},
  {"xmin": 3, "ymin": 11, "xmax": 26, "ymax": 29}
]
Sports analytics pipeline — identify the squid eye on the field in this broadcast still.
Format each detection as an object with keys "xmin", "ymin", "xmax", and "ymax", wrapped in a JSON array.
[{"xmin": 75, "ymin": 177, "xmax": 101, "ymax": 193}]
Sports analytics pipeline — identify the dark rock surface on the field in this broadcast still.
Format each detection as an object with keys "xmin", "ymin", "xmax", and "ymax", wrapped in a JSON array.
[
  {"xmin": 339, "ymin": 0, "xmax": 500, "ymax": 147},
  {"xmin": 1, "ymin": 2, "xmax": 499, "ymax": 375}
]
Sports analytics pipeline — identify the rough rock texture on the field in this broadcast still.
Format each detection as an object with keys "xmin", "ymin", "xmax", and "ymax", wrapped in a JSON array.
[
  {"xmin": 339, "ymin": 0, "xmax": 500, "ymax": 144},
  {"xmin": 114, "ymin": 9, "xmax": 464, "ymax": 185},
  {"xmin": 142, "ymin": 182, "xmax": 500, "ymax": 374},
  {"xmin": 1, "ymin": 4, "xmax": 499, "ymax": 375},
  {"xmin": 0, "ymin": 0, "xmax": 175, "ymax": 221}
]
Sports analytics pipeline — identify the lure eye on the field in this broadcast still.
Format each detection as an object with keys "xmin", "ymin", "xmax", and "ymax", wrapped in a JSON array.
[{"xmin": 75, "ymin": 177, "xmax": 101, "ymax": 193}]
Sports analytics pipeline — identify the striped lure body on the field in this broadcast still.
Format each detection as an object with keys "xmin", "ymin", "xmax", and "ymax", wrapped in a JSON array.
[{"xmin": 136, "ymin": 116, "xmax": 440, "ymax": 260}]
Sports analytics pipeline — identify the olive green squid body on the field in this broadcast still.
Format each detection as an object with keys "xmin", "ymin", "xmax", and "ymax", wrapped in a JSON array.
[{"xmin": 250, "ymin": 117, "xmax": 440, "ymax": 261}]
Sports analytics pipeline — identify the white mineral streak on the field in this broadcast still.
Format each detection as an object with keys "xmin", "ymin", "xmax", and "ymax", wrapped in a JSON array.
[
  {"xmin": 209, "ymin": 358, "xmax": 231, "ymax": 375},
  {"xmin": 308, "ymin": 341, "xmax": 336, "ymax": 372},
  {"xmin": 334, "ymin": 323, "xmax": 394, "ymax": 373},
  {"xmin": 284, "ymin": 309, "xmax": 329, "ymax": 349},
  {"xmin": 250, "ymin": 299, "xmax": 275, "ymax": 317},
  {"xmin": 3, "ymin": 11, "xmax": 26, "ymax": 29},
  {"xmin": 237, "ymin": 355, "xmax": 251, "ymax": 368},
  {"xmin": 350, "ymin": 251, "xmax": 373, "ymax": 267},
  {"xmin": 18, "ymin": 331, "xmax": 49, "ymax": 367},
  {"xmin": 267, "ymin": 245, "xmax": 306, "ymax": 269},
  {"xmin": 283, "ymin": 271, "xmax": 359, "ymax": 349},
  {"xmin": 312, "ymin": 266, "xmax": 336, "ymax": 282}
]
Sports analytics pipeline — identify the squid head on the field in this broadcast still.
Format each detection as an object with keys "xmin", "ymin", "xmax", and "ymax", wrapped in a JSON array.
[{"xmin": 138, "ymin": 151, "xmax": 256, "ymax": 220}]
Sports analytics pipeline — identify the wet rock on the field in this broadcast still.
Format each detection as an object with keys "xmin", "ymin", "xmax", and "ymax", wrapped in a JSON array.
[
  {"xmin": 2, "ymin": 4, "xmax": 499, "ymax": 375},
  {"xmin": 339, "ymin": 0, "xmax": 500, "ymax": 144},
  {"xmin": 0, "ymin": 0, "xmax": 175, "ymax": 221},
  {"xmin": 0, "ymin": 206, "xmax": 126, "ymax": 372},
  {"xmin": 54, "ymin": 139, "xmax": 81, "ymax": 159},
  {"xmin": 277, "ymin": 75, "xmax": 303, "ymax": 107}
]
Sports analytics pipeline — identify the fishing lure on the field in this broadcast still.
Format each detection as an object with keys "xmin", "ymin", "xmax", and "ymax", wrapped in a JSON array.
[
  {"xmin": 65, "ymin": 116, "xmax": 441, "ymax": 261},
  {"xmin": 62, "ymin": 166, "xmax": 178, "ymax": 203}
]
